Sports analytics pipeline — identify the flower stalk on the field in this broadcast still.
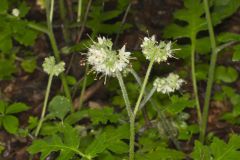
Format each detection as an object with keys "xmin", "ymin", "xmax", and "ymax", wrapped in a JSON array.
[
  {"xmin": 35, "ymin": 57, "xmax": 65, "ymax": 137},
  {"xmin": 35, "ymin": 73, "xmax": 53, "ymax": 137},
  {"xmin": 200, "ymin": 0, "xmax": 218, "ymax": 143}
]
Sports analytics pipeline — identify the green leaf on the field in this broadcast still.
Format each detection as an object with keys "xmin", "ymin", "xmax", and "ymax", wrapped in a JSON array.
[
  {"xmin": 48, "ymin": 96, "xmax": 71, "ymax": 120},
  {"xmin": 210, "ymin": 135, "xmax": 240, "ymax": 160},
  {"xmin": 88, "ymin": 107, "xmax": 119, "ymax": 125},
  {"xmin": 28, "ymin": 116, "xmax": 38, "ymax": 130},
  {"xmin": 195, "ymin": 37, "xmax": 211, "ymax": 54},
  {"xmin": 3, "ymin": 115, "xmax": 19, "ymax": 134},
  {"xmin": 191, "ymin": 141, "xmax": 211, "ymax": 160},
  {"xmin": 196, "ymin": 64, "xmax": 209, "ymax": 80},
  {"xmin": 167, "ymin": 94, "xmax": 195, "ymax": 115},
  {"xmin": 0, "ymin": 100, "xmax": 6, "ymax": 114},
  {"xmin": 137, "ymin": 147, "xmax": 185, "ymax": 160},
  {"xmin": 0, "ymin": 0, "xmax": 8, "ymax": 13},
  {"xmin": 87, "ymin": 1, "xmax": 131, "ymax": 35},
  {"xmin": 212, "ymin": 0, "xmax": 240, "ymax": 25},
  {"xmin": 28, "ymin": 135, "xmax": 64, "ymax": 160},
  {"xmin": 217, "ymin": 32, "xmax": 240, "ymax": 43},
  {"xmin": 21, "ymin": 58, "xmax": 37, "ymax": 73},
  {"xmin": 0, "ymin": 59, "xmax": 16, "ymax": 79},
  {"xmin": 66, "ymin": 75, "xmax": 77, "ymax": 86},
  {"xmin": 85, "ymin": 125, "xmax": 129, "ymax": 157},
  {"xmin": 6, "ymin": 102, "xmax": 29, "ymax": 114},
  {"xmin": 215, "ymin": 66, "xmax": 238, "ymax": 83},
  {"xmin": 64, "ymin": 110, "xmax": 88, "ymax": 125},
  {"xmin": 59, "ymin": 124, "xmax": 80, "ymax": 148},
  {"xmin": 163, "ymin": 0, "xmax": 206, "ymax": 39},
  {"xmin": 28, "ymin": 127, "xmax": 83, "ymax": 160},
  {"xmin": 18, "ymin": 2, "xmax": 30, "ymax": 17},
  {"xmin": 233, "ymin": 45, "xmax": 240, "ymax": 61},
  {"xmin": 14, "ymin": 28, "xmax": 38, "ymax": 46}
]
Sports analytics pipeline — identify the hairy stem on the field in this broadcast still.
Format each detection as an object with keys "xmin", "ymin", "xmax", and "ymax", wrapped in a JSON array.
[
  {"xmin": 35, "ymin": 74, "xmax": 53, "ymax": 137},
  {"xmin": 78, "ymin": 64, "xmax": 89, "ymax": 109},
  {"xmin": 190, "ymin": 37, "xmax": 202, "ymax": 125},
  {"xmin": 200, "ymin": 0, "xmax": 217, "ymax": 143},
  {"xmin": 45, "ymin": 0, "xmax": 71, "ymax": 102},
  {"xmin": 138, "ymin": 87, "xmax": 156, "ymax": 111},
  {"xmin": 77, "ymin": 0, "xmax": 82, "ymax": 22},
  {"xmin": 133, "ymin": 60, "xmax": 154, "ymax": 116},
  {"xmin": 129, "ymin": 115, "xmax": 135, "ymax": 160},
  {"xmin": 116, "ymin": 72, "xmax": 133, "ymax": 117},
  {"xmin": 130, "ymin": 69, "xmax": 181, "ymax": 150},
  {"xmin": 116, "ymin": 72, "xmax": 135, "ymax": 160},
  {"xmin": 59, "ymin": 0, "xmax": 70, "ymax": 43}
]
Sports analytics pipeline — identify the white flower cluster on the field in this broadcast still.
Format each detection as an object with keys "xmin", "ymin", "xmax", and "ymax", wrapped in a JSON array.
[
  {"xmin": 42, "ymin": 56, "xmax": 65, "ymax": 76},
  {"xmin": 86, "ymin": 37, "xmax": 131, "ymax": 76},
  {"xmin": 141, "ymin": 35, "xmax": 174, "ymax": 63},
  {"xmin": 153, "ymin": 73, "xmax": 184, "ymax": 94},
  {"xmin": 12, "ymin": 8, "xmax": 20, "ymax": 17}
]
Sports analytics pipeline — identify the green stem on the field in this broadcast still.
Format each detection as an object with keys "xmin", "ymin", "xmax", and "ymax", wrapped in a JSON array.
[
  {"xmin": 48, "ymin": 29, "xmax": 72, "ymax": 103},
  {"xmin": 116, "ymin": 72, "xmax": 134, "ymax": 159},
  {"xmin": 49, "ymin": 0, "xmax": 54, "ymax": 23},
  {"xmin": 129, "ymin": 115, "xmax": 135, "ymax": 160},
  {"xmin": 190, "ymin": 37, "xmax": 202, "ymax": 125},
  {"xmin": 59, "ymin": 0, "xmax": 70, "ymax": 43},
  {"xmin": 78, "ymin": 64, "xmax": 89, "ymax": 110},
  {"xmin": 133, "ymin": 60, "xmax": 154, "ymax": 116},
  {"xmin": 35, "ymin": 74, "xmax": 53, "ymax": 137},
  {"xmin": 200, "ymin": 0, "xmax": 217, "ymax": 143},
  {"xmin": 130, "ymin": 69, "xmax": 181, "ymax": 150},
  {"xmin": 116, "ymin": 72, "xmax": 133, "ymax": 117},
  {"xmin": 77, "ymin": 0, "xmax": 82, "ymax": 22},
  {"xmin": 45, "ymin": 0, "xmax": 71, "ymax": 103},
  {"xmin": 27, "ymin": 23, "xmax": 49, "ymax": 34},
  {"xmin": 138, "ymin": 87, "xmax": 156, "ymax": 111}
]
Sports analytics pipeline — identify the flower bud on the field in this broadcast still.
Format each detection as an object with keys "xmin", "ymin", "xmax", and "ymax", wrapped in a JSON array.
[
  {"xmin": 153, "ymin": 73, "xmax": 184, "ymax": 94},
  {"xmin": 42, "ymin": 56, "xmax": 65, "ymax": 76},
  {"xmin": 141, "ymin": 35, "xmax": 175, "ymax": 63}
]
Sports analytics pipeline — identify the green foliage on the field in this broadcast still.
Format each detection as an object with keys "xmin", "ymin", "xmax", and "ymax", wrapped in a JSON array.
[
  {"xmin": 215, "ymin": 66, "xmax": 238, "ymax": 83},
  {"xmin": 214, "ymin": 86, "xmax": 240, "ymax": 124},
  {"xmin": 86, "ymin": 0, "xmax": 131, "ymax": 35},
  {"xmin": 29, "ymin": 124, "xmax": 129, "ymax": 159},
  {"xmin": 136, "ymin": 128, "xmax": 185, "ymax": 160},
  {"xmin": 85, "ymin": 124, "xmax": 129, "ymax": 158},
  {"xmin": 88, "ymin": 107, "xmax": 120, "ymax": 125},
  {"xmin": 0, "ymin": 101, "xmax": 29, "ymax": 134},
  {"xmin": 164, "ymin": 0, "xmax": 240, "ymax": 58},
  {"xmin": 65, "ymin": 107, "xmax": 120, "ymax": 125},
  {"xmin": 167, "ymin": 94, "xmax": 195, "ymax": 115},
  {"xmin": 0, "ymin": 1, "xmax": 37, "ymax": 53},
  {"xmin": 191, "ymin": 134, "xmax": 240, "ymax": 160},
  {"xmin": 0, "ymin": 58, "xmax": 16, "ymax": 79},
  {"xmin": 48, "ymin": 96, "xmax": 71, "ymax": 120},
  {"xmin": 20, "ymin": 58, "xmax": 37, "ymax": 73},
  {"xmin": 0, "ymin": 0, "xmax": 38, "ymax": 79},
  {"xmin": 28, "ymin": 124, "xmax": 84, "ymax": 160}
]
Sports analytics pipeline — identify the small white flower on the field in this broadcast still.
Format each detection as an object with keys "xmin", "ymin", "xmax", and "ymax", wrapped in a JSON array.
[
  {"xmin": 141, "ymin": 35, "xmax": 175, "ymax": 63},
  {"xmin": 12, "ymin": 8, "xmax": 20, "ymax": 17},
  {"xmin": 86, "ymin": 37, "xmax": 131, "ymax": 77},
  {"xmin": 42, "ymin": 56, "xmax": 65, "ymax": 76},
  {"xmin": 153, "ymin": 73, "xmax": 184, "ymax": 94},
  {"xmin": 37, "ymin": 0, "xmax": 45, "ymax": 9}
]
